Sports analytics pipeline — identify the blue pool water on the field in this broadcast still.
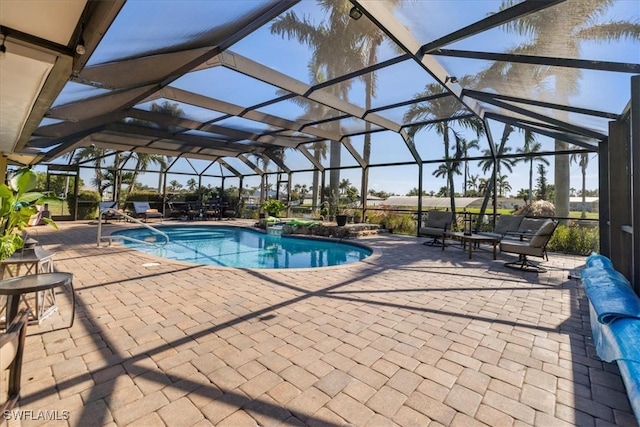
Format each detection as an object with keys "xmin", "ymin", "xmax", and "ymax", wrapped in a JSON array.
[{"xmin": 112, "ymin": 226, "xmax": 372, "ymax": 269}]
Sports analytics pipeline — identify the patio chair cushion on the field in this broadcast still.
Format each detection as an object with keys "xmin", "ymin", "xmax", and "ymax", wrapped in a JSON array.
[
  {"xmin": 517, "ymin": 218, "xmax": 547, "ymax": 234},
  {"xmin": 530, "ymin": 219, "xmax": 555, "ymax": 248},
  {"xmin": 426, "ymin": 211, "xmax": 451, "ymax": 229},
  {"xmin": 493, "ymin": 215, "xmax": 524, "ymax": 235}
]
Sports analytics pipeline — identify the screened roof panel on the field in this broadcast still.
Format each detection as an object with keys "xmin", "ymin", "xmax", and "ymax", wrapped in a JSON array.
[
  {"xmin": 276, "ymin": 147, "xmax": 314, "ymax": 171},
  {"xmin": 300, "ymin": 142, "xmax": 330, "ymax": 168},
  {"xmin": 233, "ymin": 0, "xmax": 403, "ymax": 85},
  {"xmin": 316, "ymin": 58, "xmax": 439, "ymax": 111},
  {"xmin": 221, "ymin": 157, "xmax": 256, "ymax": 175},
  {"xmin": 213, "ymin": 116, "xmax": 281, "ymax": 135},
  {"xmin": 171, "ymin": 67, "xmax": 284, "ymax": 109},
  {"xmin": 51, "ymin": 82, "xmax": 111, "ymax": 108},
  {"xmin": 499, "ymin": 100, "xmax": 616, "ymax": 138},
  {"xmin": 258, "ymin": 96, "xmax": 347, "ymax": 124},
  {"xmin": 349, "ymin": 132, "xmax": 416, "ymax": 165},
  {"xmin": 450, "ymin": 2, "xmax": 640, "ymax": 65},
  {"xmin": 363, "ymin": 60, "xmax": 440, "ymax": 110},
  {"xmin": 183, "ymin": 130, "xmax": 235, "ymax": 141},
  {"xmin": 391, "ymin": 0, "xmax": 526, "ymax": 47},
  {"xmin": 134, "ymin": 100, "xmax": 225, "ymax": 123},
  {"xmin": 87, "ymin": 0, "xmax": 274, "ymax": 66},
  {"xmin": 438, "ymin": 56, "xmax": 630, "ymax": 123}
]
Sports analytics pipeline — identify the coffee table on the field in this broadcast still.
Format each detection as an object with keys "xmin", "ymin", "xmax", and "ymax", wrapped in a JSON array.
[{"xmin": 443, "ymin": 232, "xmax": 499, "ymax": 260}]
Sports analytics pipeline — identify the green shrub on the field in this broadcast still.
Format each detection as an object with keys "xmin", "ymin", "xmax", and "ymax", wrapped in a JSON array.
[
  {"xmin": 68, "ymin": 190, "xmax": 101, "ymax": 220},
  {"xmin": 368, "ymin": 210, "xmax": 415, "ymax": 235},
  {"xmin": 548, "ymin": 224, "xmax": 599, "ymax": 256}
]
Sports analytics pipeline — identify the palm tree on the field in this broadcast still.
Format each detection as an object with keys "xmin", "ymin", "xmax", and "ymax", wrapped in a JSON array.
[
  {"xmin": 571, "ymin": 149, "xmax": 590, "ymax": 218},
  {"xmin": 477, "ymin": 146, "xmax": 516, "ymax": 180},
  {"xmin": 478, "ymin": 178, "xmax": 489, "ymax": 195},
  {"xmin": 168, "ymin": 180, "xmax": 183, "ymax": 193},
  {"xmin": 467, "ymin": 174, "xmax": 479, "ymax": 194},
  {"xmin": 73, "ymin": 145, "xmax": 109, "ymax": 199},
  {"xmin": 514, "ymin": 137, "xmax": 549, "ymax": 205},
  {"xmin": 127, "ymin": 153, "xmax": 170, "ymax": 196},
  {"xmin": 271, "ymin": 0, "xmax": 363, "ymax": 215},
  {"xmin": 497, "ymin": 174, "xmax": 512, "ymax": 197},
  {"xmin": 339, "ymin": 178, "xmax": 351, "ymax": 196},
  {"xmin": 404, "ymin": 77, "xmax": 484, "ymax": 220},
  {"xmin": 457, "ymin": 138, "xmax": 480, "ymax": 196},
  {"xmin": 433, "ymin": 161, "xmax": 461, "ymax": 197},
  {"xmin": 186, "ymin": 178, "xmax": 198, "ymax": 192},
  {"xmin": 355, "ymin": 0, "xmax": 401, "ymax": 207},
  {"xmin": 498, "ymin": 0, "xmax": 640, "ymax": 220}
]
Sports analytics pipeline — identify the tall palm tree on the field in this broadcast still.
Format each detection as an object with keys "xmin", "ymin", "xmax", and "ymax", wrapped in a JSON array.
[
  {"xmin": 186, "ymin": 178, "xmax": 198, "ymax": 192},
  {"xmin": 339, "ymin": 178, "xmax": 351, "ymax": 196},
  {"xmin": 127, "ymin": 153, "xmax": 170, "ymax": 196},
  {"xmin": 515, "ymin": 137, "xmax": 549, "ymax": 205},
  {"xmin": 477, "ymin": 146, "xmax": 516, "ymax": 179},
  {"xmin": 355, "ymin": 0, "xmax": 401, "ymax": 206},
  {"xmin": 404, "ymin": 77, "xmax": 484, "ymax": 220},
  {"xmin": 571, "ymin": 149, "xmax": 590, "ymax": 218},
  {"xmin": 478, "ymin": 177, "xmax": 489, "ymax": 195},
  {"xmin": 433, "ymin": 161, "xmax": 461, "ymax": 197},
  {"xmin": 73, "ymin": 146, "xmax": 109, "ymax": 199},
  {"xmin": 271, "ymin": 0, "xmax": 363, "ymax": 215},
  {"xmin": 457, "ymin": 137, "xmax": 480, "ymax": 196},
  {"xmin": 497, "ymin": 174, "xmax": 512, "ymax": 197},
  {"xmin": 168, "ymin": 180, "xmax": 183, "ymax": 193},
  {"xmin": 499, "ymin": 0, "xmax": 640, "ymax": 220},
  {"xmin": 467, "ymin": 174, "xmax": 479, "ymax": 194}
]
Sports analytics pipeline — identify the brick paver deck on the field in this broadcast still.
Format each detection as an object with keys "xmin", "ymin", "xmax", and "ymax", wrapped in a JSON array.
[{"xmin": 1, "ymin": 220, "xmax": 636, "ymax": 426}]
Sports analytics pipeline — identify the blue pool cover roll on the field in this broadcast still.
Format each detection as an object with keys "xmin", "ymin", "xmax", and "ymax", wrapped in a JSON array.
[
  {"xmin": 582, "ymin": 254, "xmax": 640, "ymax": 324},
  {"xmin": 583, "ymin": 253, "xmax": 640, "ymax": 423}
]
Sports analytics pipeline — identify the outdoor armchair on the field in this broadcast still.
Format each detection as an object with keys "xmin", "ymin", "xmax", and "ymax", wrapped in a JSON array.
[
  {"xmin": 419, "ymin": 210, "xmax": 454, "ymax": 246},
  {"xmin": 500, "ymin": 219, "xmax": 558, "ymax": 272},
  {"xmin": 476, "ymin": 215, "xmax": 524, "ymax": 240}
]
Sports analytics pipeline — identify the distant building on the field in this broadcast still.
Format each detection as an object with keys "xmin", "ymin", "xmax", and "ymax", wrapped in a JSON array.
[
  {"xmin": 382, "ymin": 196, "xmax": 483, "ymax": 209},
  {"xmin": 570, "ymin": 197, "xmax": 599, "ymax": 213}
]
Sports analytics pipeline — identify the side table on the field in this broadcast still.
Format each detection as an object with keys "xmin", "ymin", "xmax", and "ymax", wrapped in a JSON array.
[
  {"xmin": 0, "ymin": 273, "xmax": 74, "ymax": 330},
  {"xmin": 0, "ymin": 247, "xmax": 56, "ymax": 324}
]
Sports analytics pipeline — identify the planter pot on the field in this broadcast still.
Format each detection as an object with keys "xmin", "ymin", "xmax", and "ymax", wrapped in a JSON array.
[{"xmin": 336, "ymin": 214, "xmax": 348, "ymax": 227}]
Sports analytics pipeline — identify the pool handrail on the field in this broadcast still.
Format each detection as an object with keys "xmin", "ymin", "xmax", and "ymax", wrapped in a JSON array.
[{"xmin": 97, "ymin": 209, "xmax": 169, "ymax": 247}]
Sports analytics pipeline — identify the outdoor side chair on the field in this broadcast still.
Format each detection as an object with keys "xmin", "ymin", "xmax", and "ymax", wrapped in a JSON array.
[
  {"xmin": 419, "ymin": 210, "xmax": 453, "ymax": 246},
  {"xmin": 500, "ymin": 219, "xmax": 558, "ymax": 273}
]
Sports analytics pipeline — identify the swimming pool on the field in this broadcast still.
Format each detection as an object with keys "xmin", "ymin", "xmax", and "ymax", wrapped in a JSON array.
[{"xmin": 112, "ymin": 226, "xmax": 372, "ymax": 269}]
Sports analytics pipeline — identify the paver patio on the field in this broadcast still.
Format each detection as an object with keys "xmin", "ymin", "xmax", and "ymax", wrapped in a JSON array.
[{"xmin": 2, "ymin": 220, "xmax": 636, "ymax": 426}]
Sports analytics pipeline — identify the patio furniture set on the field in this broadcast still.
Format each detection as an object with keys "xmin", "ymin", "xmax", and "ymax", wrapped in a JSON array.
[{"xmin": 419, "ymin": 211, "xmax": 557, "ymax": 272}]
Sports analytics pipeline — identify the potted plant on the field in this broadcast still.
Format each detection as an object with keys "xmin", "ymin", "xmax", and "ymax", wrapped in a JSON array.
[
  {"xmin": 262, "ymin": 199, "xmax": 285, "ymax": 217},
  {"xmin": 0, "ymin": 168, "xmax": 58, "ymax": 260}
]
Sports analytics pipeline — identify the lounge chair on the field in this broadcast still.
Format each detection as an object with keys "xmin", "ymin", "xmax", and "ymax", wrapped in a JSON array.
[
  {"xmin": 98, "ymin": 201, "xmax": 121, "ymax": 223},
  {"xmin": 500, "ymin": 218, "xmax": 558, "ymax": 272},
  {"xmin": 1, "ymin": 309, "xmax": 30, "ymax": 413},
  {"xmin": 132, "ymin": 202, "xmax": 163, "ymax": 222},
  {"xmin": 419, "ymin": 210, "xmax": 454, "ymax": 246}
]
